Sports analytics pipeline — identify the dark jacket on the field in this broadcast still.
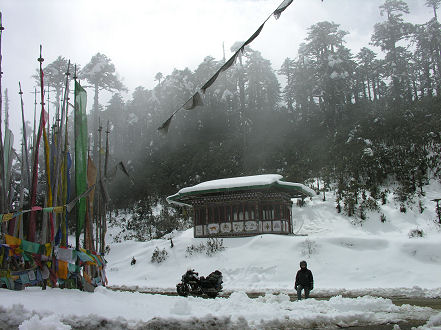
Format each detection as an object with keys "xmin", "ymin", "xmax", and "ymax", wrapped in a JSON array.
[{"xmin": 295, "ymin": 268, "xmax": 313, "ymax": 290}]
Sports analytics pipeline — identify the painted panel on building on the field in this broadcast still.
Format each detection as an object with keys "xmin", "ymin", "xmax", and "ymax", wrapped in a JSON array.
[
  {"xmin": 245, "ymin": 221, "xmax": 258, "ymax": 231},
  {"xmin": 273, "ymin": 220, "xmax": 282, "ymax": 232},
  {"xmin": 220, "ymin": 222, "xmax": 232, "ymax": 233},
  {"xmin": 195, "ymin": 225, "xmax": 203, "ymax": 236},
  {"xmin": 208, "ymin": 223, "xmax": 219, "ymax": 234},
  {"xmin": 232, "ymin": 222, "xmax": 244, "ymax": 233},
  {"xmin": 262, "ymin": 221, "xmax": 272, "ymax": 232}
]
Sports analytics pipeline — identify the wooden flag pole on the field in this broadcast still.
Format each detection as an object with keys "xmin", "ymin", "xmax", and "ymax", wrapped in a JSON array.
[
  {"xmin": 0, "ymin": 12, "xmax": 5, "ymax": 215},
  {"xmin": 19, "ymin": 82, "xmax": 31, "ymax": 190}
]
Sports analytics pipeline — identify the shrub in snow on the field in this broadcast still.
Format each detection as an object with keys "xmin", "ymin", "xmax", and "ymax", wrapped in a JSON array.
[
  {"xmin": 185, "ymin": 238, "xmax": 225, "ymax": 258},
  {"xmin": 206, "ymin": 238, "xmax": 225, "ymax": 256},
  {"xmin": 380, "ymin": 190, "xmax": 388, "ymax": 205},
  {"xmin": 301, "ymin": 239, "xmax": 317, "ymax": 257},
  {"xmin": 185, "ymin": 243, "xmax": 206, "ymax": 257},
  {"xmin": 419, "ymin": 200, "xmax": 425, "ymax": 214},
  {"xmin": 400, "ymin": 204, "xmax": 407, "ymax": 213},
  {"xmin": 151, "ymin": 247, "xmax": 168, "ymax": 263},
  {"xmin": 408, "ymin": 228, "xmax": 424, "ymax": 238}
]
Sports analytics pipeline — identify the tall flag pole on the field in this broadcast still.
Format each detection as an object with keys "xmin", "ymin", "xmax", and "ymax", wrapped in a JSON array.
[
  {"xmin": 61, "ymin": 77, "xmax": 72, "ymax": 246},
  {"xmin": 32, "ymin": 88, "xmax": 37, "ymax": 159},
  {"xmin": 3, "ymin": 124, "xmax": 13, "ymax": 213},
  {"xmin": 97, "ymin": 120, "xmax": 103, "ymax": 253},
  {"xmin": 157, "ymin": 0, "xmax": 295, "ymax": 133},
  {"xmin": 43, "ymin": 78, "xmax": 53, "ymax": 243},
  {"xmin": 19, "ymin": 82, "xmax": 31, "ymax": 190},
  {"xmin": 74, "ymin": 76, "xmax": 88, "ymax": 250},
  {"xmin": 29, "ymin": 45, "xmax": 48, "ymax": 242},
  {"xmin": 52, "ymin": 61, "xmax": 70, "ymax": 244},
  {"xmin": 0, "ymin": 12, "xmax": 5, "ymax": 214}
]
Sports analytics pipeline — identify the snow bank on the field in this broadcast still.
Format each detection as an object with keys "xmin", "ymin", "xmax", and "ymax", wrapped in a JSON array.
[{"xmin": 0, "ymin": 288, "xmax": 436, "ymax": 329}]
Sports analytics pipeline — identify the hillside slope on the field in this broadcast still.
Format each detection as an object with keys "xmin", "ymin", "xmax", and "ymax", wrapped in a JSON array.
[{"xmin": 106, "ymin": 181, "xmax": 441, "ymax": 295}]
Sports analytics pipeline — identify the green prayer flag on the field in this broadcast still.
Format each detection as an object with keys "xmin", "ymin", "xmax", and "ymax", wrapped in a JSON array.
[
  {"xmin": 68, "ymin": 263, "xmax": 80, "ymax": 273},
  {"xmin": 20, "ymin": 239, "xmax": 41, "ymax": 254},
  {"xmin": 74, "ymin": 81, "xmax": 88, "ymax": 246},
  {"xmin": 75, "ymin": 250, "xmax": 93, "ymax": 263}
]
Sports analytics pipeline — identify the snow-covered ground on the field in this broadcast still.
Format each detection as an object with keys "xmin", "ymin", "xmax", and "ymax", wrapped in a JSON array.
[{"xmin": 1, "ymin": 181, "xmax": 441, "ymax": 329}]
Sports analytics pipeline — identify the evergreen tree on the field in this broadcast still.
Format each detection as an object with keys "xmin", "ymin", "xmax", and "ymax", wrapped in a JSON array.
[
  {"xmin": 371, "ymin": 0, "xmax": 414, "ymax": 101},
  {"xmin": 80, "ymin": 53, "xmax": 127, "ymax": 159},
  {"xmin": 32, "ymin": 56, "xmax": 71, "ymax": 108}
]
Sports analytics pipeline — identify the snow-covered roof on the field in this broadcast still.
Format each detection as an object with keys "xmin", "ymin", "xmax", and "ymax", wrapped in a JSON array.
[{"xmin": 167, "ymin": 174, "xmax": 315, "ymax": 206}]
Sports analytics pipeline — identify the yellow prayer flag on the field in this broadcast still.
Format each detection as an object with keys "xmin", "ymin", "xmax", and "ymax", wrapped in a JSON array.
[
  {"xmin": 53, "ymin": 206, "xmax": 65, "ymax": 214},
  {"xmin": 44, "ymin": 243, "xmax": 52, "ymax": 257},
  {"xmin": 57, "ymin": 260, "xmax": 68, "ymax": 279},
  {"xmin": 5, "ymin": 234, "xmax": 21, "ymax": 246},
  {"xmin": 2, "ymin": 213, "xmax": 14, "ymax": 222}
]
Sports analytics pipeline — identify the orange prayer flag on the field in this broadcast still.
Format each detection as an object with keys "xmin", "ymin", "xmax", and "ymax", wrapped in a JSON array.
[
  {"xmin": 5, "ymin": 234, "xmax": 21, "ymax": 246},
  {"xmin": 57, "ymin": 260, "xmax": 69, "ymax": 280}
]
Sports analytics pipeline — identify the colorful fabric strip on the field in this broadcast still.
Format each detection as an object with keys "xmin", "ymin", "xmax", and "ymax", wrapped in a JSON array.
[
  {"xmin": 55, "ymin": 246, "xmax": 76, "ymax": 264},
  {"xmin": 20, "ymin": 240, "xmax": 41, "ymax": 254}
]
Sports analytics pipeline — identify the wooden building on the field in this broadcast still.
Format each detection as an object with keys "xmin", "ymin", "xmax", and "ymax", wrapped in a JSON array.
[{"xmin": 167, "ymin": 174, "xmax": 314, "ymax": 238}]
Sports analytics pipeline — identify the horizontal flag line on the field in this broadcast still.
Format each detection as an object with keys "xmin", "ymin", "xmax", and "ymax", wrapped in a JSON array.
[
  {"xmin": 1, "ymin": 183, "xmax": 96, "ymax": 222},
  {"xmin": 157, "ymin": 0, "xmax": 294, "ymax": 133}
]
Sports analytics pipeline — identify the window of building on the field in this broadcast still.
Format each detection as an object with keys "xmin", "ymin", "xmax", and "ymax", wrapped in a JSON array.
[
  {"xmin": 214, "ymin": 206, "xmax": 219, "ymax": 222},
  {"xmin": 220, "ymin": 207, "xmax": 225, "ymax": 222},
  {"xmin": 197, "ymin": 208, "xmax": 206, "ymax": 225},
  {"xmin": 225, "ymin": 205, "xmax": 232, "ymax": 221}
]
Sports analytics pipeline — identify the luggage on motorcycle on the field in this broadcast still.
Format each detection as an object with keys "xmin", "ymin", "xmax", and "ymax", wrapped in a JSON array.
[
  {"xmin": 176, "ymin": 269, "xmax": 223, "ymax": 298},
  {"xmin": 205, "ymin": 270, "xmax": 223, "ymax": 290}
]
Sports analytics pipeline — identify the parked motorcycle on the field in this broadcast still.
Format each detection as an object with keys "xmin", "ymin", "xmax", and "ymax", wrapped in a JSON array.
[{"xmin": 176, "ymin": 269, "xmax": 223, "ymax": 298}]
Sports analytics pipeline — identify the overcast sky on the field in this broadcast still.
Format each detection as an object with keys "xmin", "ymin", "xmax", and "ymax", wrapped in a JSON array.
[{"xmin": 1, "ymin": 0, "xmax": 434, "ymax": 146}]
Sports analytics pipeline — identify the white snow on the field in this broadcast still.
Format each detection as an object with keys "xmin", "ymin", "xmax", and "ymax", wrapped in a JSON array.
[
  {"xmin": 1, "ymin": 180, "xmax": 441, "ymax": 328},
  {"xmin": 178, "ymin": 174, "xmax": 285, "ymax": 193},
  {"xmin": 168, "ymin": 174, "xmax": 315, "ymax": 206}
]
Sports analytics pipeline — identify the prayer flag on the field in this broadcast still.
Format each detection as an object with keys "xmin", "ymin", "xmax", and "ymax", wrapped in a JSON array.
[
  {"xmin": 183, "ymin": 92, "xmax": 204, "ymax": 110},
  {"xmin": 273, "ymin": 0, "xmax": 294, "ymax": 19},
  {"xmin": 29, "ymin": 54, "xmax": 49, "ymax": 242},
  {"xmin": 57, "ymin": 260, "xmax": 68, "ymax": 280},
  {"xmin": 85, "ymin": 156, "xmax": 97, "ymax": 250},
  {"xmin": 53, "ymin": 206, "xmax": 64, "ymax": 213},
  {"xmin": 74, "ymin": 81, "xmax": 88, "ymax": 246},
  {"xmin": 63, "ymin": 151, "xmax": 72, "ymax": 246},
  {"xmin": 66, "ymin": 184, "xmax": 95, "ymax": 213},
  {"xmin": 2, "ymin": 213, "xmax": 13, "ymax": 222},
  {"xmin": 5, "ymin": 234, "xmax": 21, "ymax": 246},
  {"xmin": 3, "ymin": 129, "xmax": 14, "ymax": 195},
  {"xmin": 243, "ymin": 23, "xmax": 265, "ymax": 49},
  {"xmin": 158, "ymin": 115, "xmax": 173, "ymax": 134}
]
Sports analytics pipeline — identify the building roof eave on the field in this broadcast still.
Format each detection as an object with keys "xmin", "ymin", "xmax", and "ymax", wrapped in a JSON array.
[{"xmin": 167, "ymin": 179, "xmax": 315, "ymax": 207}]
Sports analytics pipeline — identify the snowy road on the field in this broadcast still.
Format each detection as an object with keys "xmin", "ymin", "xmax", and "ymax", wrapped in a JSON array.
[
  {"xmin": 108, "ymin": 285, "xmax": 441, "ymax": 309},
  {"xmin": 1, "ymin": 287, "xmax": 439, "ymax": 329},
  {"xmin": 105, "ymin": 286, "xmax": 441, "ymax": 328}
]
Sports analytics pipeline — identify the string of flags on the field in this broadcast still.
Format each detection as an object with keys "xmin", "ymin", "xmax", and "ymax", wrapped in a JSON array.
[
  {"xmin": 158, "ymin": 0, "xmax": 294, "ymax": 133},
  {"xmin": 0, "ymin": 183, "xmax": 95, "ymax": 223},
  {"xmin": 1, "ymin": 234, "xmax": 107, "ymax": 288}
]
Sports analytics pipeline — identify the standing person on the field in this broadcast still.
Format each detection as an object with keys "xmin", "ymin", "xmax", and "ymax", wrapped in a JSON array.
[{"xmin": 295, "ymin": 260, "xmax": 313, "ymax": 300}]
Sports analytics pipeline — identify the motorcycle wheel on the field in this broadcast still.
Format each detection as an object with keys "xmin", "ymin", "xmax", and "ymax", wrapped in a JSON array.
[
  {"xmin": 206, "ymin": 291, "xmax": 219, "ymax": 298},
  {"xmin": 176, "ymin": 283, "xmax": 189, "ymax": 297}
]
